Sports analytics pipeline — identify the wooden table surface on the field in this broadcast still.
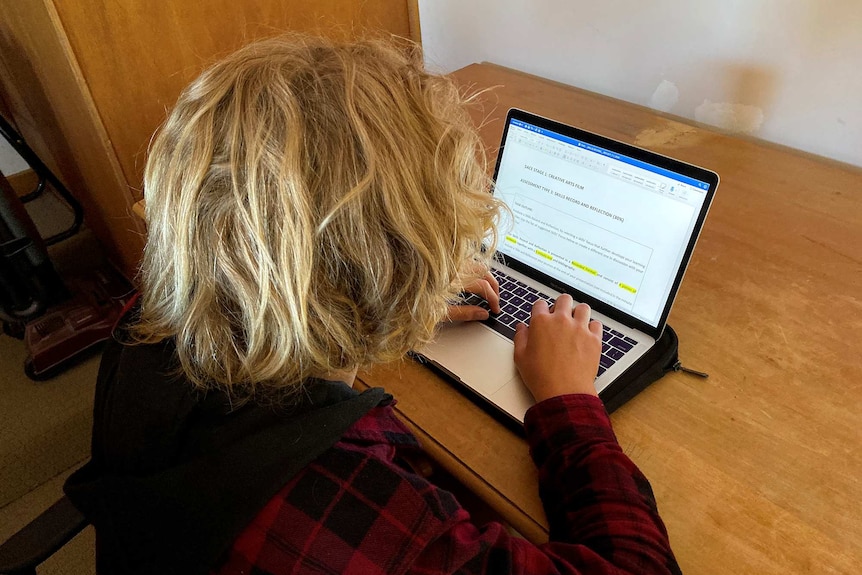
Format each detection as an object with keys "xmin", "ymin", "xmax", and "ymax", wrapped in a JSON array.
[{"xmin": 356, "ymin": 63, "xmax": 862, "ymax": 574}]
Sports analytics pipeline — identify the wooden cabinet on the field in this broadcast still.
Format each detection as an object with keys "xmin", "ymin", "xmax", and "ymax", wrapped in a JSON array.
[{"xmin": 0, "ymin": 0, "xmax": 419, "ymax": 278}]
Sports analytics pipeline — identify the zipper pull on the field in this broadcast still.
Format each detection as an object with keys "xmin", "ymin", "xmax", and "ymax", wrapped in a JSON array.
[{"xmin": 672, "ymin": 360, "xmax": 709, "ymax": 378}]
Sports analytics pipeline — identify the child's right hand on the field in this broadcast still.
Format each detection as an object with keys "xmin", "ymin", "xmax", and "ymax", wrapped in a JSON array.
[{"xmin": 513, "ymin": 295, "xmax": 603, "ymax": 403}]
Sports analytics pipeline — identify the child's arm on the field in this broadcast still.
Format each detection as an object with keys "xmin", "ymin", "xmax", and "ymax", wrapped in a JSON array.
[{"xmin": 409, "ymin": 393, "xmax": 678, "ymax": 575}]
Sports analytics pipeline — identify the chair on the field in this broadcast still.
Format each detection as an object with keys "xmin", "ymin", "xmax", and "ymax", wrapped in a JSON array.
[{"xmin": 0, "ymin": 496, "xmax": 88, "ymax": 575}]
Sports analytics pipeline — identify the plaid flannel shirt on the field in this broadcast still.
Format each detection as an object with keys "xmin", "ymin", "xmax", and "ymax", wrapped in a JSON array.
[{"xmin": 213, "ymin": 394, "xmax": 680, "ymax": 575}]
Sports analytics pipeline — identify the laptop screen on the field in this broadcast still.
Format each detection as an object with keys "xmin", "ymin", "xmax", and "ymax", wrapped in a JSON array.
[{"xmin": 492, "ymin": 111, "xmax": 716, "ymax": 330}]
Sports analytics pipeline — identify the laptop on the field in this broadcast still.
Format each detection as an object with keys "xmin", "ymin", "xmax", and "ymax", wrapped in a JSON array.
[{"xmin": 418, "ymin": 108, "xmax": 719, "ymax": 425}]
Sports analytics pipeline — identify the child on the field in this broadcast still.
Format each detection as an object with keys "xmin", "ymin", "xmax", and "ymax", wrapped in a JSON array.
[{"xmin": 65, "ymin": 34, "xmax": 679, "ymax": 575}]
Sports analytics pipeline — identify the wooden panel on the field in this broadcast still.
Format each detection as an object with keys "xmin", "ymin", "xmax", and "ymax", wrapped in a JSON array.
[
  {"xmin": 52, "ymin": 0, "xmax": 413, "ymax": 199},
  {"xmin": 0, "ymin": 0, "xmax": 146, "ymax": 278},
  {"xmin": 132, "ymin": 199, "xmax": 145, "ymax": 223},
  {"xmin": 0, "ymin": 88, "xmax": 14, "ymax": 124},
  {"xmin": 407, "ymin": 0, "xmax": 422, "ymax": 43}
]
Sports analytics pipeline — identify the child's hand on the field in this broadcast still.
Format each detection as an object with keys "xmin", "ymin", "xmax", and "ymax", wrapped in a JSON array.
[
  {"xmin": 513, "ymin": 295, "xmax": 603, "ymax": 402},
  {"xmin": 445, "ymin": 270, "xmax": 500, "ymax": 322}
]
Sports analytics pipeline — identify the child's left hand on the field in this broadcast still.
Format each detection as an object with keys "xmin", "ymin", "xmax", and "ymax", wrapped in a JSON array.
[{"xmin": 445, "ymin": 270, "xmax": 500, "ymax": 322}]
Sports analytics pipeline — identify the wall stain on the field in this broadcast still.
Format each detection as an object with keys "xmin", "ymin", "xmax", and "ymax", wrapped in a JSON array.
[{"xmin": 634, "ymin": 120, "xmax": 702, "ymax": 149}]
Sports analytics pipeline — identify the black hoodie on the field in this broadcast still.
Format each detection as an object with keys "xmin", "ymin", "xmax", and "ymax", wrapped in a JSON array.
[{"xmin": 64, "ymin": 328, "xmax": 387, "ymax": 575}]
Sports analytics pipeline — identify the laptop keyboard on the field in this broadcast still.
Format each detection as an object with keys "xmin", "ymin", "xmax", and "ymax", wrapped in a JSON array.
[{"xmin": 460, "ymin": 268, "xmax": 638, "ymax": 377}]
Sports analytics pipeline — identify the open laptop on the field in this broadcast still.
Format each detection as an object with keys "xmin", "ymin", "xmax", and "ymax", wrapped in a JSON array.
[{"xmin": 418, "ymin": 108, "xmax": 719, "ymax": 425}]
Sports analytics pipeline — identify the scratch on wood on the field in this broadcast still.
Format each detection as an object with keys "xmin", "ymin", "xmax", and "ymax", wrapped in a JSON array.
[{"xmin": 801, "ymin": 235, "xmax": 862, "ymax": 267}]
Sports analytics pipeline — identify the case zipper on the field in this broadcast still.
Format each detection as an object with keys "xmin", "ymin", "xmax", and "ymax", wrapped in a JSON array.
[{"xmin": 671, "ymin": 360, "xmax": 709, "ymax": 378}]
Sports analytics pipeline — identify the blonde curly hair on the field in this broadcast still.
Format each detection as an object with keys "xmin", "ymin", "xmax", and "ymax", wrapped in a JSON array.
[{"xmin": 134, "ymin": 34, "xmax": 502, "ymax": 397}]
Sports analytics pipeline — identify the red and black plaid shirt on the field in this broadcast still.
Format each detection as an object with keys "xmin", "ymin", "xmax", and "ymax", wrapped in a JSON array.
[{"xmin": 213, "ymin": 394, "xmax": 680, "ymax": 575}]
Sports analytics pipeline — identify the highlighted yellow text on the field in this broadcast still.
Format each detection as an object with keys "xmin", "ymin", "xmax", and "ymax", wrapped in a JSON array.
[{"xmin": 571, "ymin": 261, "xmax": 598, "ymax": 276}]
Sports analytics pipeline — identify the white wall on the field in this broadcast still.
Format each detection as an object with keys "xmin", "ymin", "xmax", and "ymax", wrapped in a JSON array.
[
  {"xmin": 419, "ymin": 0, "xmax": 862, "ymax": 168},
  {"xmin": 0, "ymin": 138, "xmax": 29, "ymax": 175}
]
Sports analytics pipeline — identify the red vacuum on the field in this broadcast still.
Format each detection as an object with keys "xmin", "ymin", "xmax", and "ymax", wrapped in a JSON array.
[{"xmin": 1, "ymin": 113, "xmax": 134, "ymax": 380}]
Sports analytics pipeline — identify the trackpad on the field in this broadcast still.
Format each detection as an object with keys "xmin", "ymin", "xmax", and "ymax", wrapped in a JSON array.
[
  {"xmin": 489, "ymin": 375, "xmax": 535, "ymax": 424},
  {"xmin": 420, "ymin": 322, "xmax": 517, "ymax": 397}
]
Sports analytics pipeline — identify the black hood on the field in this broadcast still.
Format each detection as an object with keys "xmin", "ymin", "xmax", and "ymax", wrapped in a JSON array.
[{"xmin": 65, "ymin": 331, "xmax": 387, "ymax": 575}]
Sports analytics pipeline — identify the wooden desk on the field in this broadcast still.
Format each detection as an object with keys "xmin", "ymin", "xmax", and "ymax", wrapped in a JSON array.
[{"xmin": 356, "ymin": 63, "xmax": 862, "ymax": 574}]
